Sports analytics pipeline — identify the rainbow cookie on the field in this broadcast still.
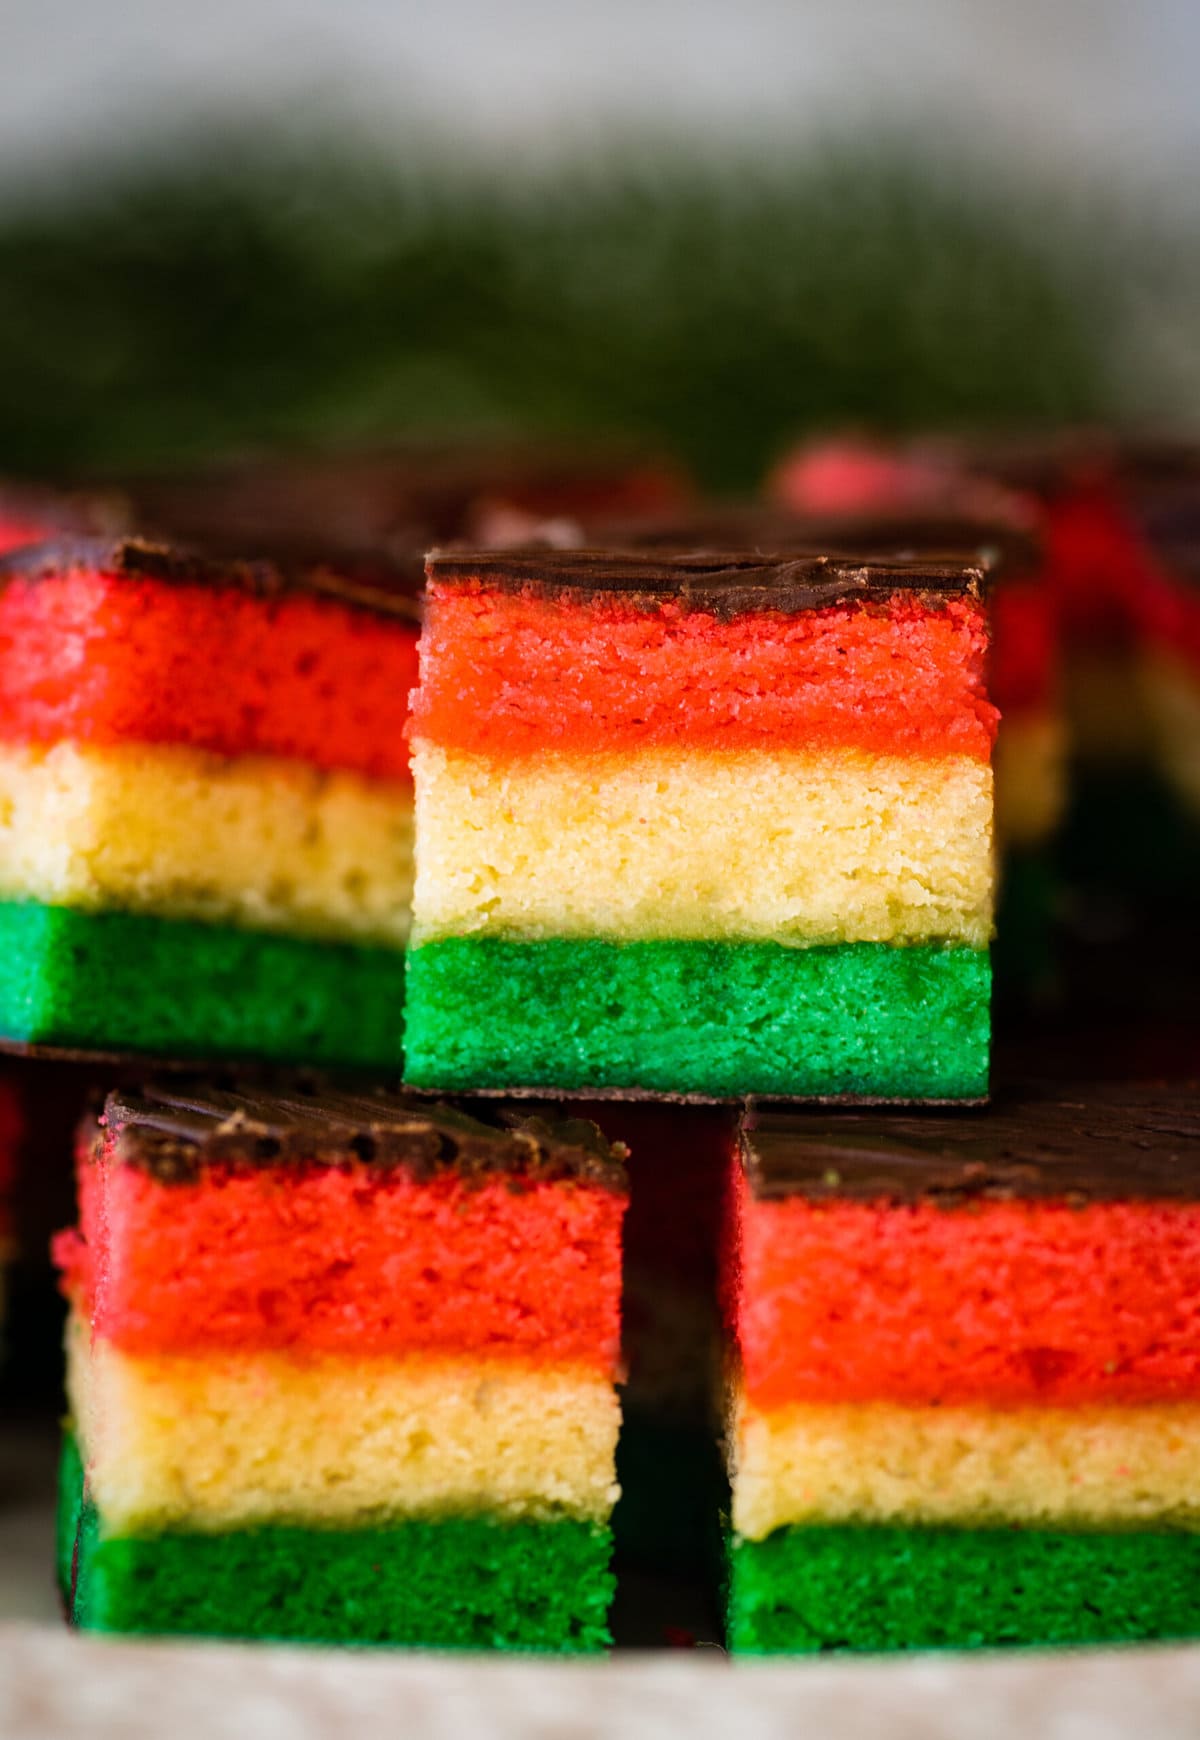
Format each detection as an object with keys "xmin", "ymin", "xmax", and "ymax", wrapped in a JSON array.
[
  {"xmin": 406, "ymin": 546, "xmax": 996, "ymax": 1101},
  {"xmin": 0, "ymin": 536, "xmax": 417, "ymax": 1066},
  {"xmin": 55, "ymin": 1083, "xmax": 626, "ymax": 1648},
  {"xmin": 724, "ymin": 1084, "xmax": 1200, "ymax": 1652}
]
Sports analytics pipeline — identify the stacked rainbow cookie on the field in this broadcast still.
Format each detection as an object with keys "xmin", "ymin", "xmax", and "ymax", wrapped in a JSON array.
[
  {"xmin": 725, "ymin": 1084, "xmax": 1200, "ymax": 1652},
  {"xmin": 56, "ymin": 1083, "xmax": 626, "ymax": 1648},
  {"xmin": 0, "ymin": 537, "xmax": 416, "ymax": 1066},
  {"xmin": 406, "ymin": 546, "xmax": 996, "ymax": 1101}
]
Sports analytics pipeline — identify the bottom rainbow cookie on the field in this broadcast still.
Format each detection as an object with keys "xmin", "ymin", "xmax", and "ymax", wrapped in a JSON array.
[
  {"xmin": 54, "ymin": 1083, "xmax": 626, "ymax": 1649},
  {"xmin": 723, "ymin": 1084, "xmax": 1200, "ymax": 1652}
]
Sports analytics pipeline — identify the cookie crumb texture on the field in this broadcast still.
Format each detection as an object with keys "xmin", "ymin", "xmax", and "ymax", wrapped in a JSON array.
[
  {"xmin": 0, "ymin": 902, "xmax": 406, "ymax": 1065},
  {"xmin": 0, "ymin": 571, "xmax": 417, "ymax": 779},
  {"xmin": 404, "ymin": 938, "xmax": 990, "ymax": 1099},
  {"xmin": 66, "ymin": 1470, "xmax": 612, "ymax": 1651},
  {"xmin": 413, "ymin": 587, "xmax": 995, "ymax": 760},
  {"xmin": 727, "ymin": 1526, "xmax": 1200, "ymax": 1653}
]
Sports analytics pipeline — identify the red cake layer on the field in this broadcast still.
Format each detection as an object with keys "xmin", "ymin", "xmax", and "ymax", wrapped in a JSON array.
[
  {"xmin": 413, "ymin": 583, "xmax": 995, "ymax": 760},
  {"xmin": 732, "ymin": 1174, "xmax": 1200, "ymax": 1408},
  {"xmin": 58, "ymin": 1152, "xmax": 622, "ymax": 1367},
  {"xmin": 0, "ymin": 570, "xmax": 417, "ymax": 779}
]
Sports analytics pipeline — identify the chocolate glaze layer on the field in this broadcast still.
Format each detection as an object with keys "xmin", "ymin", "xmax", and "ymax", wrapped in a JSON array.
[
  {"xmin": 0, "ymin": 536, "xmax": 421, "ymax": 623},
  {"xmin": 91, "ymin": 1082, "xmax": 626, "ymax": 1190},
  {"xmin": 426, "ymin": 546, "xmax": 985, "ymax": 618},
  {"xmin": 741, "ymin": 1082, "xmax": 1200, "ymax": 1206},
  {"xmin": 543, "ymin": 503, "xmax": 1040, "ymax": 582}
]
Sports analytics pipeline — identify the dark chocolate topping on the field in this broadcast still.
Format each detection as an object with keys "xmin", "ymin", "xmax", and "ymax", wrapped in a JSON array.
[
  {"xmin": 426, "ymin": 545, "xmax": 985, "ymax": 617},
  {"xmin": 564, "ymin": 503, "xmax": 1039, "ymax": 581},
  {"xmin": 92, "ymin": 1082, "xmax": 626, "ymax": 1190},
  {"xmin": 0, "ymin": 535, "xmax": 421, "ymax": 622},
  {"xmin": 741, "ymin": 1083, "xmax": 1200, "ymax": 1206}
]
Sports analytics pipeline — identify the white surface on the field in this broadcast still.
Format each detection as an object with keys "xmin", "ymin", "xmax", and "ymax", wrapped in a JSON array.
[
  {"xmin": 6, "ymin": 1620, "xmax": 1200, "ymax": 1740},
  {"xmin": 6, "ymin": 1420, "xmax": 1200, "ymax": 1740}
]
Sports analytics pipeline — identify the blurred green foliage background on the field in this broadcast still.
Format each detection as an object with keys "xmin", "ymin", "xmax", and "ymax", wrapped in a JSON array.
[{"xmin": 0, "ymin": 131, "xmax": 1187, "ymax": 489}]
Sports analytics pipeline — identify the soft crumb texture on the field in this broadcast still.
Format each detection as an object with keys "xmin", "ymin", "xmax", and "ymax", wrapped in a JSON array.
[
  {"xmin": 0, "ymin": 571, "xmax": 418, "ymax": 779},
  {"xmin": 65, "ymin": 1457, "xmax": 612, "ymax": 1651},
  {"xmin": 64, "ymin": 1159, "xmax": 623, "ymax": 1366},
  {"xmin": 1142, "ymin": 652, "xmax": 1200, "ymax": 815},
  {"xmin": 414, "ymin": 585, "xmax": 994, "ymax": 760},
  {"xmin": 412, "ymin": 746, "xmax": 992, "ymax": 947},
  {"xmin": 732, "ymin": 1395, "xmax": 1200, "ymax": 1536},
  {"xmin": 0, "ymin": 900, "xmax": 406, "ymax": 1066},
  {"xmin": 726, "ymin": 1525, "xmax": 1200, "ymax": 1653},
  {"xmin": 404, "ymin": 937, "xmax": 989, "ymax": 1099},
  {"xmin": 0, "ymin": 741, "xmax": 413, "ymax": 944},
  {"xmin": 733, "ymin": 1180, "xmax": 1200, "ymax": 1408},
  {"xmin": 70, "ymin": 1333, "xmax": 620, "ymax": 1532},
  {"xmin": 992, "ymin": 713, "xmax": 1066, "ymax": 847}
]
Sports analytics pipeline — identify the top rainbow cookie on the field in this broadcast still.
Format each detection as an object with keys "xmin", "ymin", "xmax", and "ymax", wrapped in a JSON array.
[{"xmin": 405, "ymin": 545, "xmax": 996, "ymax": 1102}]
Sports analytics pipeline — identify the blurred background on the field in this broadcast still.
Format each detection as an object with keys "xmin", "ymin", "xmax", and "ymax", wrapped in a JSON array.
[{"xmin": 1, "ymin": 0, "xmax": 1197, "ymax": 488}]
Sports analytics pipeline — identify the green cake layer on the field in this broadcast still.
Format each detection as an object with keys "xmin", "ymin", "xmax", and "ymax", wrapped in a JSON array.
[
  {"xmin": 405, "ymin": 938, "xmax": 990, "ymax": 1099},
  {"xmin": 728, "ymin": 1526, "xmax": 1200, "ymax": 1653},
  {"xmin": 0, "ymin": 900, "xmax": 405, "ymax": 1068},
  {"xmin": 62, "ymin": 1468, "xmax": 612, "ymax": 1649}
]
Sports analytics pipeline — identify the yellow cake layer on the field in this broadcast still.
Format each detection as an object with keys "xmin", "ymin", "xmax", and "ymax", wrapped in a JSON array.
[
  {"xmin": 0, "ymin": 740, "xmax": 412, "ymax": 944},
  {"xmin": 993, "ymin": 711, "xmax": 1067, "ymax": 847},
  {"xmin": 731, "ymin": 1395, "xmax": 1200, "ymax": 1540},
  {"xmin": 1142, "ymin": 652, "xmax": 1200, "ymax": 816},
  {"xmin": 70, "ymin": 1329, "xmax": 619, "ymax": 1534},
  {"xmin": 412, "ymin": 745, "xmax": 993, "ymax": 946}
]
